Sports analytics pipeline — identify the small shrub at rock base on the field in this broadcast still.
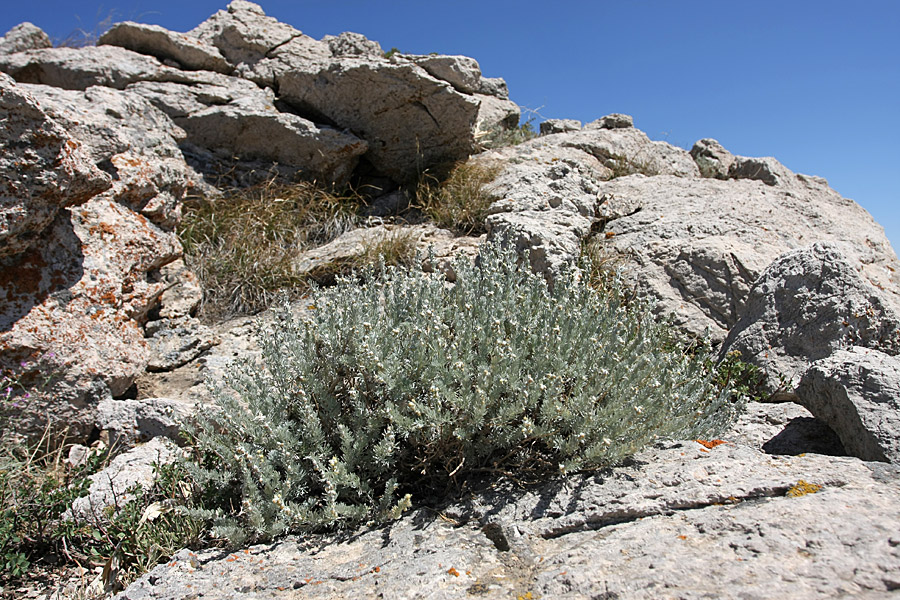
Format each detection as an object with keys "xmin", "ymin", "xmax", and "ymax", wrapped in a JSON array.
[{"xmin": 184, "ymin": 241, "xmax": 744, "ymax": 545}]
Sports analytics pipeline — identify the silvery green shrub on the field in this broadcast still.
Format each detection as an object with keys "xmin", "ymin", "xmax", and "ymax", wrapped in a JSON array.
[{"xmin": 184, "ymin": 242, "xmax": 742, "ymax": 544}]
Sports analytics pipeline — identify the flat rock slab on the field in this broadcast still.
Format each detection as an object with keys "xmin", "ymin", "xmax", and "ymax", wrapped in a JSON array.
[{"xmin": 118, "ymin": 442, "xmax": 900, "ymax": 599}]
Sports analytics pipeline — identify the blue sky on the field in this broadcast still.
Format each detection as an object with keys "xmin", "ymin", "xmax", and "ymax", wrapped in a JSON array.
[{"xmin": 3, "ymin": 1, "xmax": 898, "ymax": 251}]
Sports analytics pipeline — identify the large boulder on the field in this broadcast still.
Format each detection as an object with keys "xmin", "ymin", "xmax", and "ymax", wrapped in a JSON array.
[
  {"xmin": 721, "ymin": 243, "xmax": 900, "ymax": 396},
  {"xmin": 117, "ymin": 441, "xmax": 900, "ymax": 599},
  {"xmin": 690, "ymin": 137, "xmax": 734, "ymax": 179},
  {"xmin": 0, "ymin": 74, "xmax": 111, "ymax": 257},
  {"xmin": 797, "ymin": 347, "xmax": 900, "ymax": 463},
  {"xmin": 596, "ymin": 174, "xmax": 900, "ymax": 341}
]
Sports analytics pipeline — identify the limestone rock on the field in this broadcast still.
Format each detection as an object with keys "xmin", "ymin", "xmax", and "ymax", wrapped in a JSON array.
[
  {"xmin": 0, "ymin": 45, "xmax": 175, "ymax": 90},
  {"xmin": 0, "ymin": 74, "xmax": 111, "ymax": 257},
  {"xmin": 292, "ymin": 223, "xmax": 480, "ymax": 283},
  {"xmin": 322, "ymin": 32, "xmax": 383, "ymax": 58},
  {"xmin": 188, "ymin": 0, "xmax": 332, "ymax": 86},
  {"xmin": 24, "ymin": 83, "xmax": 197, "ymax": 229},
  {"xmin": 0, "ymin": 22, "xmax": 51, "ymax": 55},
  {"xmin": 721, "ymin": 243, "xmax": 900, "ymax": 395},
  {"xmin": 278, "ymin": 59, "xmax": 480, "ymax": 182},
  {"xmin": 475, "ymin": 93, "xmax": 521, "ymax": 132},
  {"xmin": 70, "ymin": 437, "xmax": 179, "ymax": 522},
  {"xmin": 96, "ymin": 396, "xmax": 190, "ymax": 447},
  {"xmin": 145, "ymin": 316, "xmax": 220, "ymax": 372},
  {"xmin": 540, "ymin": 118, "xmax": 581, "ymax": 135},
  {"xmin": 156, "ymin": 259, "xmax": 203, "ymax": 320},
  {"xmin": 584, "ymin": 112, "xmax": 634, "ymax": 129},
  {"xmin": 412, "ymin": 54, "xmax": 483, "ymax": 94},
  {"xmin": 479, "ymin": 76, "xmax": 509, "ymax": 99},
  {"xmin": 164, "ymin": 84, "xmax": 366, "ymax": 186},
  {"xmin": 117, "ymin": 441, "xmax": 900, "ymax": 599},
  {"xmin": 596, "ymin": 176, "xmax": 900, "ymax": 341},
  {"xmin": 0, "ymin": 198, "xmax": 180, "ymax": 442},
  {"xmin": 550, "ymin": 125, "xmax": 700, "ymax": 177},
  {"xmin": 797, "ymin": 347, "xmax": 900, "ymax": 463},
  {"xmin": 690, "ymin": 137, "xmax": 734, "ymax": 179},
  {"xmin": 729, "ymin": 154, "xmax": 797, "ymax": 186},
  {"xmin": 478, "ymin": 142, "xmax": 610, "ymax": 280},
  {"xmin": 99, "ymin": 21, "xmax": 232, "ymax": 73},
  {"xmin": 725, "ymin": 401, "xmax": 845, "ymax": 457}
]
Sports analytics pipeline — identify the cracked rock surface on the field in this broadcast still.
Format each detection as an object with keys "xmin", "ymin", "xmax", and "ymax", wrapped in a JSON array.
[{"xmin": 117, "ymin": 441, "xmax": 900, "ymax": 599}]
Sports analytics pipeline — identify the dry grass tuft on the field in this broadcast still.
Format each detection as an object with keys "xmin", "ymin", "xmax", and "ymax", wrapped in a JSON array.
[
  {"xmin": 178, "ymin": 180, "xmax": 360, "ymax": 318},
  {"xmin": 413, "ymin": 161, "xmax": 502, "ymax": 235}
]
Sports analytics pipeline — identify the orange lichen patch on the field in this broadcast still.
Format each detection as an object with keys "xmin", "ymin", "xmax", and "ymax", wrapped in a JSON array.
[
  {"xmin": 605, "ymin": 231, "xmax": 616, "ymax": 238},
  {"xmin": 677, "ymin": 535, "xmax": 688, "ymax": 540},
  {"xmin": 447, "ymin": 567, "xmax": 460, "ymax": 577},
  {"xmin": 696, "ymin": 439, "xmax": 727, "ymax": 449},
  {"xmin": 787, "ymin": 480, "xmax": 822, "ymax": 497}
]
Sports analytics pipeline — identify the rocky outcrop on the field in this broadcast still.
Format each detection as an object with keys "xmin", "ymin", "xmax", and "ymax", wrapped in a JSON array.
[
  {"xmin": 0, "ymin": 22, "xmax": 51, "ymax": 55},
  {"xmin": 797, "ymin": 347, "xmax": 900, "ymax": 463},
  {"xmin": 117, "ymin": 441, "xmax": 900, "ymax": 599},
  {"xmin": 690, "ymin": 137, "xmax": 734, "ymax": 179},
  {"xmin": 539, "ymin": 118, "xmax": 581, "ymax": 135},
  {"xmin": 0, "ymin": 73, "xmax": 111, "ymax": 258},
  {"xmin": 721, "ymin": 243, "xmax": 900, "ymax": 394}
]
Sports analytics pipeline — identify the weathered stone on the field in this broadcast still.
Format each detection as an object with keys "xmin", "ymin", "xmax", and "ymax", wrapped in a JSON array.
[
  {"xmin": 322, "ymin": 31, "xmax": 383, "ymax": 58},
  {"xmin": 584, "ymin": 112, "xmax": 634, "ymax": 129},
  {"xmin": 292, "ymin": 223, "xmax": 479, "ymax": 282},
  {"xmin": 96, "ymin": 396, "xmax": 190, "ymax": 447},
  {"xmin": 70, "ymin": 437, "xmax": 179, "ymax": 522},
  {"xmin": 797, "ymin": 347, "xmax": 900, "ymax": 463},
  {"xmin": 156, "ymin": 259, "xmax": 203, "ymax": 320},
  {"xmin": 596, "ymin": 176, "xmax": 900, "ymax": 341},
  {"xmin": 539, "ymin": 118, "xmax": 581, "ymax": 135},
  {"xmin": 0, "ymin": 22, "xmax": 51, "ymax": 55},
  {"xmin": 23, "ymin": 83, "xmax": 196, "ymax": 229},
  {"xmin": 145, "ymin": 316, "xmax": 220, "ymax": 372},
  {"xmin": 478, "ymin": 76, "xmax": 509, "ymax": 99},
  {"xmin": 721, "ymin": 243, "xmax": 900, "ymax": 395},
  {"xmin": 550, "ymin": 125, "xmax": 700, "ymax": 177},
  {"xmin": 725, "ymin": 401, "xmax": 846, "ymax": 457},
  {"xmin": 278, "ymin": 58, "xmax": 480, "ymax": 182},
  {"xmin": 413, "ymin": 54, "xmax": 482, "ymax": 94},
  {"xmin": 729, "ymin": 154, "xmax": 796, "ymax": 186},
  {"xmin": 0, "ymin": 45, "xmax": 175, "ymax": 90},
  {"xmin": 690, "ymin": 137, "xmax": 734, "ymax": 179},
  {"xmin": 189, "ymin": 0, "xmax": 330, "ymax": 83},
  {"xmin": 0, "ymin": 198, "xmax": 180, "ymax": 442},
  {"xmin": 117, "ymin": 441, "xmax": 900, "ymax": 599},
  {"xmin": 475, "ymin": 93, "xmax": 520, "ymax": 132},
  {"xmin": 169, "ymin": 86, "xmax": 366, "ymax": 186},
  {"xmin": 0, "ymin": 74, "xmax": 111, "ymax": 257},
  {"xmin": 477, "ymin": 142, "xmax": 610, "ymax": 280},
  {"xmin": 99, "ymin": 21, "xmax": 232, "ymax": 74}
]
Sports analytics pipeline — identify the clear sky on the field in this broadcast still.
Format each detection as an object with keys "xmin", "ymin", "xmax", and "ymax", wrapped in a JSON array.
[{"xmin": 3, "ymin": 1, "xmax": 898, "ymax": 252}]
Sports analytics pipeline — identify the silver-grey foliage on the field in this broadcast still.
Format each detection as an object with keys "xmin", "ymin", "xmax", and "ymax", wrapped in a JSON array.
[{"xmin": 184, "ymin": 242, "xmax": 742, "ymax": 544}]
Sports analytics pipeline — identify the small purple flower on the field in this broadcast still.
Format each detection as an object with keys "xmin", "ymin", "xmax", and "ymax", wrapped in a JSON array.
[
  {"xmin": 23, "ymin": 393, "xmax": 30, "ymax": 399},
  {"xmin": 20, "ymin": 361, "xmax": 27, "ymax": 368}
]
